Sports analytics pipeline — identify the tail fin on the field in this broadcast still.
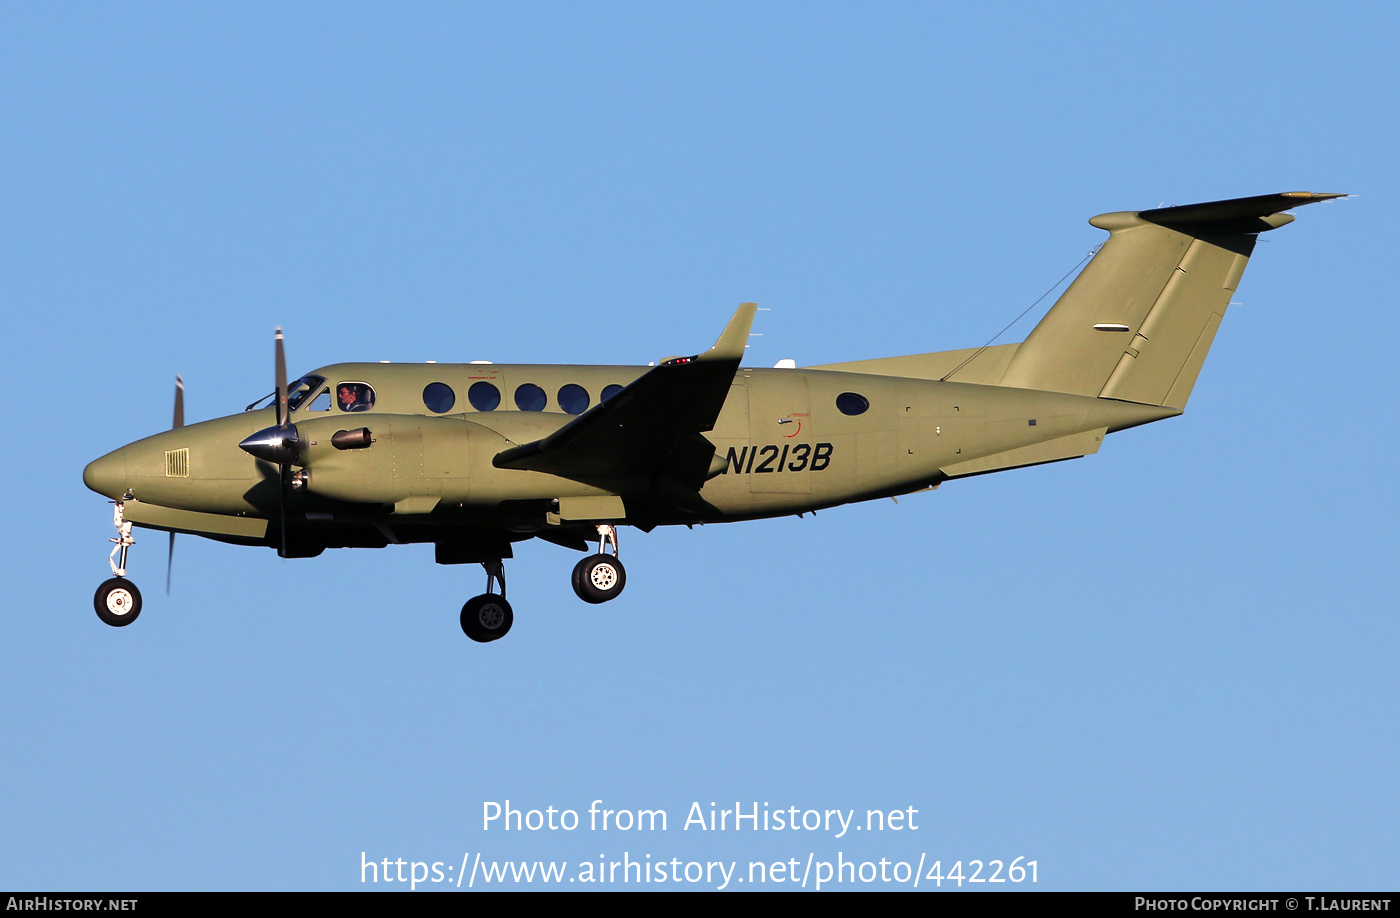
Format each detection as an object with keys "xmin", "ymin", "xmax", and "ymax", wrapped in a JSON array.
[{"xmin": 999, "ymin": 192, "xmax": 1343, "ymax": 409}]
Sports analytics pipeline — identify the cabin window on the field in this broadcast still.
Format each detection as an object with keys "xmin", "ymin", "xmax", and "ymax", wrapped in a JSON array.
[
  {"xmin": 601, "ymin": 384, "xmax": 624, "ymax": 402},
  {"xmin": 468, "ymin": 381, "xmax": 501, "ymax": 412},
  {"xmin": 836, "ymin": 392, "xmax": 869, "ymax": 416},
  {"xmin": 558, "ymin": 384, "xmax": 590, "ymax": 415},
  {"xmin": 336, "ymin": 382, "xmax": 376, "ymax": 413},
  {"xmin": 514, "ymin": 383, "xmax": 547, "ymax": 411},
  {"xmin": 423, "ymin": 382, "xmax": 456, "ymax": 413},
  {"xmin": 308, "ymin": 390, "xmax": 331, "ymax": 412}
]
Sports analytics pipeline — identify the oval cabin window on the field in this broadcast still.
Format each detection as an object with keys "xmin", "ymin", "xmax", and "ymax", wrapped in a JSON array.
[
  {"xmin": 558, "ymin": 384, "xmax": 590, "ymax": 416},
  {"xmin": 468, "ymin": 381, "xmax": 501, "ymax": 412},
  {"xmin": 836, "ymin": 392, "xmax": 869, "ymax": 416},
  {"xmin": 423, "ymin": 382, "xmax": 456, "ymax": 413},
  {"xmin": 514, "ymin": 383, "xmax": 547, "ymax": 411}
]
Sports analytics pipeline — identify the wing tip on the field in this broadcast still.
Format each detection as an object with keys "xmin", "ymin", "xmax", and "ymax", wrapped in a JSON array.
[{"xmin": 704, "ymin": 302, "xmax": 758, "ymax": 361}]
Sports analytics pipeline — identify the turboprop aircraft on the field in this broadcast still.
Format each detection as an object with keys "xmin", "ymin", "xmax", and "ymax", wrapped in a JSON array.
[{"xmin": 83, "ymin": 191, "xmax": 1343, "ymax": 642}]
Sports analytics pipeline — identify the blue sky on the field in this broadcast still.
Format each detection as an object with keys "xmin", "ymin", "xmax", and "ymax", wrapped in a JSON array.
[{"xmin": 2, "ymin": 3, "xmax": 1395, "ymax": 891}]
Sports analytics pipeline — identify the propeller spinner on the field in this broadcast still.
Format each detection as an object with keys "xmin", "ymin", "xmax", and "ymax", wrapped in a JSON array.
[{"xmin": 236, "ymin": 327, "xmax": 299, "ymax": 557}]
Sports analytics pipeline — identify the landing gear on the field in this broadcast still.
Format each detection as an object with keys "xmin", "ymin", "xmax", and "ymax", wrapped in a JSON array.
[
  {"xmin": 460, "ymin": 559, "xmax": 513, "ymax": 642},
  {"xmin": 95, "ymin": 500, "xmax": 142, "ymax": 628},
  {"xmin": 456, "ymin": 525, "xmax": 630, "ymax": 641},
  {"xmin": 461, "ymin": 594, "xmax": 513, "ymax": 642},
  {"xmin": 571, "ymin": 524, "xmax": 626, "ymax": 604},
  {"xmin": 95, "ymin": 578, "xmax": 142, "ymax": 627}
]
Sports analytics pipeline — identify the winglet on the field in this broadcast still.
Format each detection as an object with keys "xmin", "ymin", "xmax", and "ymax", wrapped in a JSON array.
[{"xmin": 700, "ymin": 302, "xmax": 757, "ymax": 363}]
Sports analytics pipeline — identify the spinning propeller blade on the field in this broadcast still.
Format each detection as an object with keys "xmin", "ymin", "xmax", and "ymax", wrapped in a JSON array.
[
  {"xmin": 173, "ymin": 373, "xmax": 184, "ymax": 430},
  {"xmin": 237, "ymin": 329, "xmax": 300, "ymax": 557},
  {"xmin": 274, "ymin": 329, "xmax": 290, "ymax": 556},
  {"xmin": 168, "ymin": 373, "xmax": 184, "ymax": 595},
  {"xmin": 275, "ymin": 327, "xmax": 288, "ymax": 429}
]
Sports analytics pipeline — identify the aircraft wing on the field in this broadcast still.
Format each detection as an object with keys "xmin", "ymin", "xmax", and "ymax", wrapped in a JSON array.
[{"xmin": 492, "ymin": 303, "xmax": 756, "ymax": 493}]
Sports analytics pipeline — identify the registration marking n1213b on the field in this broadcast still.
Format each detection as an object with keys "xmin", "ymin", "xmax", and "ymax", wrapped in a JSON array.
[{"xmin": 723, "ymin": 443, "xmax": 833, "ymax": 475}]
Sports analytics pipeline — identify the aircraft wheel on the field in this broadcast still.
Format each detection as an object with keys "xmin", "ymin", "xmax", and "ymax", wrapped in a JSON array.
[
  {"xmin": 572, "ymin": 554, "xmax": 626, "ymax": 604},
  {"xmin": 94, "ymin": 578, "xmax": 142, "ymax": 627},
  {"xmin": 460, "ymin": 594, "xmax": 513, "ymax": 642}
]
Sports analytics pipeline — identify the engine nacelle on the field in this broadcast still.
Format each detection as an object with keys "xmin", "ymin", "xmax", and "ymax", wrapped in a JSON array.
[{"xmin": 295, "ymin": 414, "xmax": 497, "ymax": 505}]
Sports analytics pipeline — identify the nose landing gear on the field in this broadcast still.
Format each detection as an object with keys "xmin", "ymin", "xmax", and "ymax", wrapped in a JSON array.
[
  {"xmin": 460, "ymin": 559, "xmax": 513, "ymax": 642},
  {"xmin": 571, "ymin": 523, "xmax": 626, "ymax": 604},
  {"xmin": 95, "ymin": 578, "xmax": 141, "ymax": 627},
  {"xmin": 94, "ymin": 500, "xmax": 142, "ymax": 627}
]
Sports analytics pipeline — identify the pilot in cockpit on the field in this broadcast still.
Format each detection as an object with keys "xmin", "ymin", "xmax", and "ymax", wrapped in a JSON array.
[{"xmin": 337, "ymin": 383, "xmax": 373, "ymax": 412}]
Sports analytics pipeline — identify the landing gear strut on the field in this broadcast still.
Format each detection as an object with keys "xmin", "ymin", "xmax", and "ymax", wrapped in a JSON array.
[
  {"xmin": 460, "ymin": 559, "xmax": 513, "ymax": 642},
  {"xmin": 572, "ymin": 523, "xmax": 627, "ymax": 604},
  {"xmin": 94, "ymin": 500, "xmax": 142, "ymax": 627}
]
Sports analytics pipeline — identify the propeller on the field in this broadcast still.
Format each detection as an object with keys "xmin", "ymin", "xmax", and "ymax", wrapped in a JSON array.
[
  {"xmin": 275, "ymin": 326, "xmax": 288, "ymax": 428},
  {"xmin": 167, "ymin": 374, "xmax": 184, "ymax": 595},
  {"xmin": 236, "ymin": 327, "xmax": 300, "ymax": 557},
  {"xmin": 274, "ymin": 327, "xmax": 289, "ymax": 557}
]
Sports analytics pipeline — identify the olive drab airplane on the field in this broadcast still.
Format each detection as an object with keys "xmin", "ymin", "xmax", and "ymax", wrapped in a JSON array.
[{"xmin": 84, "ymin": 191, "xmax": 1343, "ymax": 642}]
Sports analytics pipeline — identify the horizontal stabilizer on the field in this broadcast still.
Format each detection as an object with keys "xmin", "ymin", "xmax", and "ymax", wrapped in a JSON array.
[{"xmin": 1133, "ymin": 191, "xmax": 1347, "ymax": 235}]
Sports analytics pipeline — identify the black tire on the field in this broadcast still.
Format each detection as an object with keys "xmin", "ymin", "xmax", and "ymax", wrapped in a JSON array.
[
  {"xmin": 571, "ymin": 554, "xmax": 626, "ymax": 604},
  {"xmin": 94, "ymin": 578, "xmax": 142, "ymax": 627},
  {"xmin": 460, "ymin": 594, "xmax": 514, "ymax": 642}
]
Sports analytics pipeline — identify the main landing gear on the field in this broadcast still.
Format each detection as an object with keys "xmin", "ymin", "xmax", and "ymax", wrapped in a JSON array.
[
  {"xmin": 571, "ymin": 524, "xmax": 627, "ymax": 605},
  {"xmin": 459, "ymin": 525, "xmax": 628, "ymax": 643},
  {"xmin": 460, "ymin": 559, "xmax": 513, "ymax": 643},
  {"xmin": 94, "ymin": 500, "xmax": 142, "ymax": 627}
]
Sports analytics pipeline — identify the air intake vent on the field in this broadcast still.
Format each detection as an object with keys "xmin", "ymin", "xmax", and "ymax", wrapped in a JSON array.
[{"xmin": 165, "ymin": 448, "xmax": 189, "ymax": 478}]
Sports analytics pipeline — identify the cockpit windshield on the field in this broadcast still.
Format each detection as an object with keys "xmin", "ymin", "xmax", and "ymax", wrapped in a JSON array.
[
  {"xmin": 248, "ymin": 375, "xmax": 327, "ymax": 412},
  {"xmin": 287, "ymin": 375, "xmax": 326, "ymax": 411}
]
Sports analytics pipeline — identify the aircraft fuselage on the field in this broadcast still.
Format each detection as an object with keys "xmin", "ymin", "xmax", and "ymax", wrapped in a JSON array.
[{"xmin": 84, "ymin": 360, "xmax": 1174, "ymax": 550}]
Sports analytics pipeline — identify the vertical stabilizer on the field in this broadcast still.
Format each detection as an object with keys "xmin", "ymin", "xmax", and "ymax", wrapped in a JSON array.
[{"xmin": 999, "ymin": 192, "xmax": 1343, "ymax": 409}]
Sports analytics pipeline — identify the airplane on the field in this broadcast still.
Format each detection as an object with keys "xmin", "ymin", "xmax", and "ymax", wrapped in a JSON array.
[{"xmin": 83, "ymin": 191, "xmax": 1343, "ymax": 642}]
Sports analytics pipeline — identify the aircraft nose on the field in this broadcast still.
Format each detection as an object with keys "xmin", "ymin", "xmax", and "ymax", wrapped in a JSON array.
[{"xmin": 83, "ymin": 449, "xmax": 128, "ymax": 499}]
